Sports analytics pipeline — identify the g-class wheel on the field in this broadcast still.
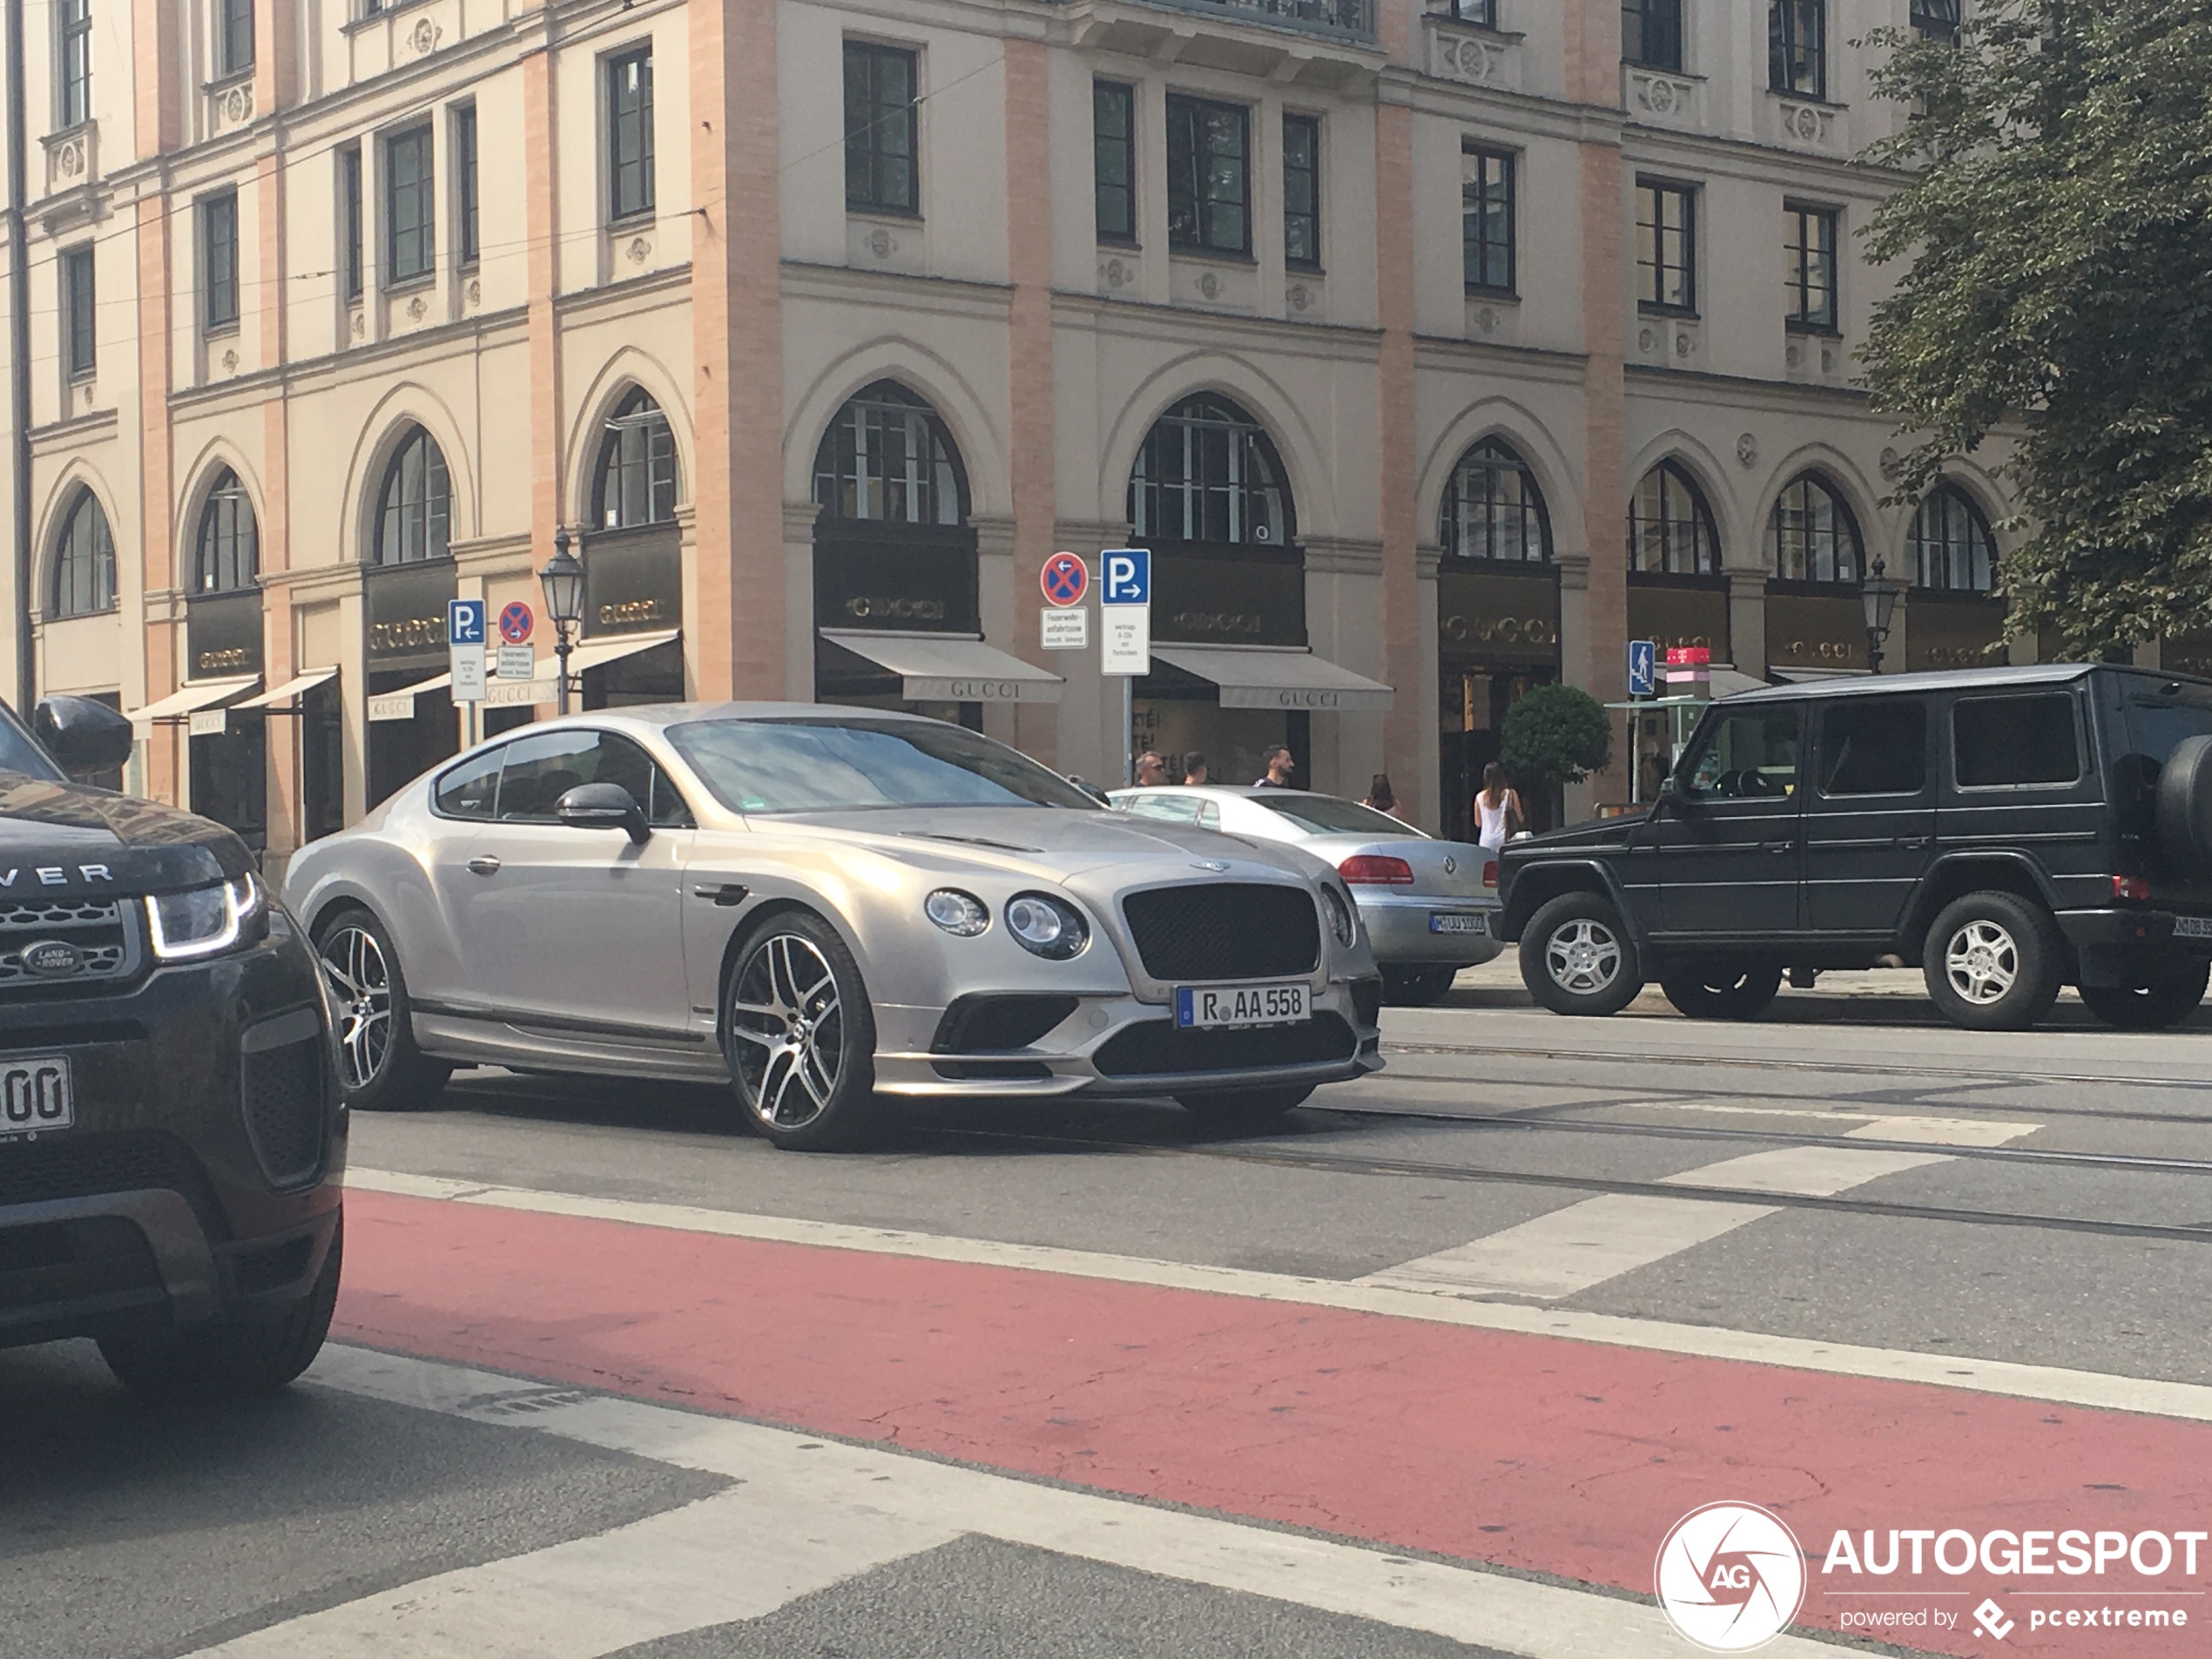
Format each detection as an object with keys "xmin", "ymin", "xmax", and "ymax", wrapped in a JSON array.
[
  {"xmin": 2079, "ymin": 963, "xmax": 2209, "ymax": 1030},
  {"xmin": 1660, "ymin": 961, "xmax": 1784, "ymax": 1022},
  {"xmin": 1520, "ymin": 892, "xmax": 1644, "ymax": 1017},
  {"xmin": 1922, "ymin": 891, "xmax": 2062, "ymax": 1032}
]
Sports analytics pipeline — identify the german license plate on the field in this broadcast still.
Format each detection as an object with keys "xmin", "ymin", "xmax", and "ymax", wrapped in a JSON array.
[
  {"xmin": 2176, "ymin": 916, "xmax": 2212, "ymax": 940},
  {"xmin": 1176, "ymin": 982, "xmax": 1308, "ymax": 1029},
  {"xmin": 0, "ymin": 1055, "xmax": 73, "ymax": 1138},
  {"xmin": 1429, "ymin": 912, "xmax": 1487, "ymax": 936}
]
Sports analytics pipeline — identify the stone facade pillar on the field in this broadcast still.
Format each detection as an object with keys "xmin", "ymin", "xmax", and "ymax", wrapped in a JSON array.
[
  {"xmin": 134, "ymin": 0, "xmax": 183, "ymax": 805},
  {"xmin": 1003, "ymin": 37, "xmax": 1059, "ymax": 766},
  {"xmin": 1373, "ymin": 3, "xmax": 1424, "ymax": 822}
]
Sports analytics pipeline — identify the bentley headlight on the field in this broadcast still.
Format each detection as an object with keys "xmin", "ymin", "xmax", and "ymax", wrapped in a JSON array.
[
  {"xmin": 925, "ymin": 888, "xmax": 990, "ymax": 937},
  {"xmin": 1005, "ymin": 893, "xmax": 1088, "ymax": 961},
  {"xmin": 1321, "ymin": 883, "xmax": 1357, "ymax": 947},
  {"xmin": 147, "ymin": 873, "xmax": 267, "ymax": 961}
]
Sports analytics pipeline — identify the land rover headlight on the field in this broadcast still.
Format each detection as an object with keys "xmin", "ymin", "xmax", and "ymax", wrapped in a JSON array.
[{"xmin": 146, "ymin": 873, "xmax": 267, "ymax": 961}]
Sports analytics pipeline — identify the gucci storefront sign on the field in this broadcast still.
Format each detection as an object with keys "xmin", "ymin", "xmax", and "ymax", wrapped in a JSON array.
[
  {"xmin": 185, "ymin": 591, "xmax": 264, "ymax": 681},
  {"xmin": 1438, "ymin": 568, "xmax": 1561, "ymax": 668},
  {"xmin": 584, "ymin": 530, "xmax": 685, "ymax": 638},
  {"xmin": 1766, "ymin": 591, "xmax": 1866, "ymax": 671},
  {"xmin": 364, "ymin": 563, "xmax": 458, "ymax": 671}
]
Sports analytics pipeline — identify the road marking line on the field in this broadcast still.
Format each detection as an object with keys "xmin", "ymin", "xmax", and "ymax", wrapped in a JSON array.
[
  {"xmin": 1659, "ymin": 1146, "xmax": 1952, "ymax": 1196},
  {"xmin": 1638, "ymin": 1103, "xmax": 2040, "ymax": 1150},
  {"xmin": 346, "ymin": 1166, "xmax": 2212, "ymax": 1423},
  {"xmin": 296, "ymin": 1344, "xmax": 1851, "ymax": 1659}
]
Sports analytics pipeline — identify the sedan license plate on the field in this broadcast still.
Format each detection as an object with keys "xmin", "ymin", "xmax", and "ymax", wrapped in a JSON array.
[
  {"xmin": 0, "ymin": 1055, "xmax": 73, "ymax": 1138},
  {"xmin": 2177, "ymin": 916, "xmax": 2212, "ymax": 941},
  {"xmin": 1176, "ymin": 982, "xmax": 1308, "ymax": 1030},
  {"xmin": 1429, "ymin": 912, "xmax": 1487, "ymax": 936}
]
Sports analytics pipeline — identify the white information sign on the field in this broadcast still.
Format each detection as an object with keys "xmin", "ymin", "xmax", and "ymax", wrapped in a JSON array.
[
  {"xmin": 450, "ymin": 644, "xmax": 487, "ymax": 704},
  {"xmin": 1042, "ymin": 607, "xmax": 1089, "ymax": 651},
  {"xmin": 496, "ymin": 644, "xmax": 536, "ymax": 682}
]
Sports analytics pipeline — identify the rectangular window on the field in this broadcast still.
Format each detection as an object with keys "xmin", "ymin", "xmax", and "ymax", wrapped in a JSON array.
[
  {"xmin": 1094, "ymin": 80, "xmax": 1136, "ymax": 246},
  {"xmin": 1784, "ymin": 203, "xmax": 1838, "ymax": 331},
  {"xmin": 219, "ymin": 0, "xmax": 254, "ymax": 77},
  {"xmin": 1165, "ymin": 93, "xmax": 1251, "ymax": 258},
  {"xmin": 607, "ymin": 48, "xmax": 655, "ymax": 224},
  {"xmin": 202, "ymin": 191, "xmax": 239, "ymax": 333},
  {"xmin": 57, "ymin": 0, "xmax": 91, "ymax": 128},
  {"xmin": 1446, "ymin": 0, "xmax": 1498, "ymax": 26},
  {"xmin": 1621, "ymin": 0, "xmax": 1683, "ymax": 72},
  {"xmin": 1636, "ymin": 179, "xmax": 1696, "ymax": 314},
  {"xmin": 1817, "ymin": 700, "xmax": 1927, "ymax": 797},
  {"xmin": 452, "ymin": 105, "xmax": 479, "ymax": 268},
  {"xmin": 385, "ymin": 125, "xmax": 435, "ymax": 284},
  {"xmin": 1686, "ymin": 710, "xmax": 1801, "ymax": 798},
  {"xmin": 1912, "ymin": 0, "xmax": 1961, "ymax": 42},
  {"xmin": 844, "ymin": 41, "xmax": 919, "ymax": 215},
  {"xmin": 62, "ymin": 245, "xmax": 95, "ymax": 379},
  {"xmin": 339, "ymin": 145, "xmax": 364, "ymax": 300},
  {"xmin": 1770, "ymin": 0, "xmax": 1827, "ymax": 98},
  {"xmin": 1461, "ymin": 145, "xmax": 1515, "ymax": 294},
  {"xmin": 1283, "ymin": 113, "xmax": 1320, "ymax": 271},
  {"xmin": 1958, "ymin": 695, "xmax": 2084, "ymax": 789}
]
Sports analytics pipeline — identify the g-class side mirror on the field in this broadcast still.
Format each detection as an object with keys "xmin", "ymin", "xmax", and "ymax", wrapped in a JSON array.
[{"xmin": 33, "ymin": 696, "xmax": 134, "ymax": 782}]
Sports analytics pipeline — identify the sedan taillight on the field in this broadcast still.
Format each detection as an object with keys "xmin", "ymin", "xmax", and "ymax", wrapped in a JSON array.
[
  {"xmin": 1339, "ymin": 854, "xmax": 1415, "ymax": 886},
  {"xmin": 1482, "ymin": 860, "xmax": 1499, "ymax": 888}
]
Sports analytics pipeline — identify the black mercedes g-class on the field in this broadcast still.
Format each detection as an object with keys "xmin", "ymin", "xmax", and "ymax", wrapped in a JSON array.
[
  {"xmin": 1497, "ymin": 664, "xmax": 2212, "ymax": 1032},
  {"xmin": 0, "ymin": 693, "xmax": 341, "ymax": 1393}
]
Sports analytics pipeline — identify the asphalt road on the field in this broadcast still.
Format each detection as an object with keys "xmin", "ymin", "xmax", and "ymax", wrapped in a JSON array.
[{"xmin": 10, "ymin": 969, "xmax": 2212, "ymax": 1659}]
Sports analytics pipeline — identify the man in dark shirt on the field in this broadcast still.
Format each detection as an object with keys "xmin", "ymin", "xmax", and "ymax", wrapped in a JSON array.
[{"xmin": 1253, "ymin": 746, "xmax": 1296, "ymax": 789}]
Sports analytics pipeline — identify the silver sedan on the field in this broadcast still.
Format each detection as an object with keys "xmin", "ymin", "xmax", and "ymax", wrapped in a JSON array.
[
  {"xmin": 284, "ymin": 705, "xmax": 1383, "ymax": 1150},
  {"xmin": 1109, "ymin": 786, "xmax": 1499, "ymax": 1005}
]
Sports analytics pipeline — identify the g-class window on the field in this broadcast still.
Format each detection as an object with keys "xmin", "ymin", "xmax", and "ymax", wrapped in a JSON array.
[
  {"xmin": 1953, "ymin": 693, "xmax": 2082, "ymax": 788},
  {"xmin": 1817, "ymin": 699, "xmax": 1926, "ymax": 796},
  {"xmin": 1684, "ymin": 709, "xmax": 1800, "ymax": 799}
]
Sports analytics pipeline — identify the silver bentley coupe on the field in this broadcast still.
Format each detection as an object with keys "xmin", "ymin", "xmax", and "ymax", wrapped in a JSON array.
[{"xmin": 283, "ymin": 705, "xmax": 1384, "ymax": 1150}]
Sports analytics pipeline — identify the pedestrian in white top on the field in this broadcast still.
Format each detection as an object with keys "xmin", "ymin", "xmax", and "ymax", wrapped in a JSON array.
[{"xmin": 1474, "ymin": 761, "xmax": 1523, "ymax": 851}]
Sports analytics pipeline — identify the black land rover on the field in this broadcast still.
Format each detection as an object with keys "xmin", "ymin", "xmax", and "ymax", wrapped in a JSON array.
[
  {"xmin": 0, "ymin": 694, "xmax": 342, "ymax": 1394},
  {"xmin": 1497, "ymin": 664, "xmax": 2212, "ymax": 1032}
]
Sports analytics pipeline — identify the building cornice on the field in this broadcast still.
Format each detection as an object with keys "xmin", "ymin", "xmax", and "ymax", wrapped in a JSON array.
[
  {"xmin": 783, "ymin": 260, "xmax": 1015, "ymax": 321},
  {"xmin": 28, "ymin": 408, "xmax": 121, "ymax": 454},
  {"xmin": 1412, "ymin": 333, "xmax": 1588, "ymax": 383},
  {"xmin": 1054, "ymin": 291, "xmax": 1382, "ymax": 361},
  {"xmin": 1624, "ymin": 361, "xmax": 1875, "ymax": 413}
]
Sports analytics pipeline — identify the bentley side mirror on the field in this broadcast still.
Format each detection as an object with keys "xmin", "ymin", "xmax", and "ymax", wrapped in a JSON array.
[
  {"xmin": 556, "ymin": 782, "xmax": 650, "ymax": 845},
  {"xmin": 33, "ymin": 695, "xmax": 134, "ymax": 782}
]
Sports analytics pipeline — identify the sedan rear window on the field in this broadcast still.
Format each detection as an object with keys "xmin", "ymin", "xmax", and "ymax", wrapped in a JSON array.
[
  {"xmin": 669, "ymin": 718, "xmax": 1099, "ymax": 814},
  {"xmin": 1252, "ymin": 795, "xmax": 1423, "ymax": 837},
  {"xmin": 1954, "ymin": 694, "xmax": 2081, "ymax": 787}
]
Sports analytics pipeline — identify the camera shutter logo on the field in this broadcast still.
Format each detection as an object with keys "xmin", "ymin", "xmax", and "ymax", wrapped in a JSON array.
[{"xmin": 1655, "ymin": 1502, "xmax": 1807, "ymax": 1652}]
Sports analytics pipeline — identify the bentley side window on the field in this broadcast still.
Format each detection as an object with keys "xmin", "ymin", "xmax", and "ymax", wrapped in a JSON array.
[
  {"xmin": 1684, "ymin": 711, "xmax": 1800, "ymax": 799},
  {"xmin": 434, "ymin": 746, "xmax": 504, "ymax": 819}
]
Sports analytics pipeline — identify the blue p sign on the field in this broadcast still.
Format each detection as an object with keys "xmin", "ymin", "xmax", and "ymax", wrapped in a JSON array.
[
  {"xmin": 448, "ymin": 598, "xmax": 487, "ymax": 647},
  {"xmin": 1101, "ymin": 549, "xmax": 1150, "ymax": 607}
]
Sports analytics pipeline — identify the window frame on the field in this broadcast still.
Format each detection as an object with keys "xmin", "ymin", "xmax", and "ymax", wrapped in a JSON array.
[
  {"xmin": 812, "ymin": 382, "xmax": 970, "ymax": 528},
  {"xmin": 1769, "ymin": 0, "xmax": 1829, "ymax": 100},
  {"xmin": 1784, "ymin": 200, "xmax": 1840, "ymax": 334},
  {"xmin": 1635, "ymin": 179, "xmax": 1697, "ymax": 316},
  {"xmin": 594, "ymin": 389, "xmax": 680, "ymax": 529},
  {"xmin": 57, "ymin": 0, "xmax": 91, "ymax": 131},
  {"xmin": 1440, "ymin": 439, "xmax": 1550, "ymax": 565},
  {"xmin": 1767, "ymin": 473, "xmax": 1864, "ymax": 586},
  {"xmin": 219, "ymin": 0, "xmax": 255, "ymax": 78},
  {"xmin": 1681, "ymin": 705, "xmax": 1804, "ymax": 800},
  {"xmin": 606, "ymin": 46, "xmax": 656, "ymax": 226},
  {"xmin": 843, "ymin": 40, "xmax": 921, "ymax": 218},
  {"xmin": 62, "ymin": 244, "xmax": 96, "ymax": 381},
  {"xmin": 1621, "ymin": 0, "xmax": 1684, "ymax": 73},
  {"xmin": 1629, "ymin": 460, "xmax": 1721, "ymax": 577},
  {"xmin": 338, "ymin": 145, "xmax": 365, "ymax": 302},
  {"xmin": 1912, "ymin": 0, "xmax": 1962, "ymax": 44},
  {"xmin": 1444, "ymin": 0, "xmax": 1499, "ymax": 25},
  {"xmin": 1461, "ymin": 143, "xmax": 1516, "ymax": 296},
  {"xmin": 1282, "ymin": 111, "xmax": 1322, "ymax": 273},
  {"xmin": 373, "ymin": 426, "xmax": 454, "ymax": 567},
  {"xmin": 1952, "ymin": 692, "xmax": 2087, "ymax": 793},
  {"xmin": 452, "ymin": 102, "xmax": 480, "ymax": 270},
  {"xmin": 1910, "ymin": 483, "xmax": 1998, "ymax": 594},
  {"xmin": 1093, "ymin": 79, "xmax": 1138, "ymax": 247},
  {"xmin": 1814, "ymin": 698, "xmax": 1930, "ymax": 799},
  {"xmin": 383, "ymin": 124, "xmax": 436, "ymax": 288},
  {"xmin": 50, "ymin": 488, "xmax": 116, "ymax": 619},
  {"xmin": 1164, "ymin": 92, "xmax": 1252, "ymax": 260},
  {"xmin": 1128, "ymin": 395, "xmax": 1292, "ymax": 548},
  {"xmin": 201, "ymin": 189, "xmax": 240, "ymax": 335},
  {"xmin": 193, "ymin": 467, "xmax": 260, "ymax": 596}
]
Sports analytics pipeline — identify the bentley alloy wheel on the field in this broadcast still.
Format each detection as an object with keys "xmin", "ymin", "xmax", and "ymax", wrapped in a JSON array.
[
  {"xmin": 310, "ymin": 907, "xmax": 450, "ymax": 1110},
  {"xmin": 725, "ymin": 913, "xmax": 880, "ymax": 1150}
]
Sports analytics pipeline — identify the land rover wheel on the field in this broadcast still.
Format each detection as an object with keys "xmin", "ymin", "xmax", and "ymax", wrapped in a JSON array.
[
  {"xmin": 1661, "ymin": 961, "xmax": 1784, "ymax": 1022},
  {"xmin": 725, "ymin": 913, "xmax": 881, "ymax": 1151},
  {"xmin": 99, "ymin": 1219, "xmax": 342, "ymax": 1399},
  {"xmin": 2080, "ymin": 962, "xmax": 2210, "ymax": 1030},
  {"xmin": 313, "ymin": 909, "xmax": 452, "ymax": 1110},
  {"xmin": 1923, "ymin": 892, "xmax": 2063, "ymax": 1031},
  {"xmin": 1520, "ymin": 893, "xmax": 1643, "ymax": 1017}
]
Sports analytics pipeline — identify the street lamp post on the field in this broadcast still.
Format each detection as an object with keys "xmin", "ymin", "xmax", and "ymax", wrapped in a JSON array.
[
  {"xmin": 538, "ymin": 529, "xmax": 586, "ymax": 715},
  {"xmin": 1861, "ymin": 556, "xmax": 1904, "ymax": 675}
]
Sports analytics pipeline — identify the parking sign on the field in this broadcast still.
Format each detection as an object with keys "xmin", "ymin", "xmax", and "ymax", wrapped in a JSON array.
[{"xmin": 1102, "ymin": 549, "xmax": 1150, "ymax": 607}]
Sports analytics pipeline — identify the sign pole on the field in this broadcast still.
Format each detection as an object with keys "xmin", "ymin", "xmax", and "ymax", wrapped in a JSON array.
[{"xmin": 1098, "ymin": 550, "xmax": 1151, "ymax": 787}]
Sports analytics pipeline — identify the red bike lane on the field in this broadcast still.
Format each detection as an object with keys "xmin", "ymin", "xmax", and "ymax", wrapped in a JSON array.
[{"xmin": 334, "ymin": 1189, "xmax": 2212, "ymax": 1655}]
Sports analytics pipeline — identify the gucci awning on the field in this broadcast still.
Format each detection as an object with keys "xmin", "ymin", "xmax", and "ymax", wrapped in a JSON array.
[
  {"xmin": 817, "ymin": 630, "xmax": 1062, "ymax": 704},
  {"xmin": 235, "ymin": 667, "xmax": 340, "ymax": 713},
  {"xmin": 366, "ymin": 671, "xmax": 451, "ymax": 723},
  {"xmin": 126, "ymin": 675, "xmax": 263, "ymax": 736},
  {"xmin": 1148, "ymin": 645, "xmax": 1393, "ymax": 713}
]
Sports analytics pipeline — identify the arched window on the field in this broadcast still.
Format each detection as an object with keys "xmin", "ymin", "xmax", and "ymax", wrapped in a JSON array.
[
  {"xmin": 812, "ymin": 382, "xmax": 967, "ymax": 526},
  {"xmin": 51, "ymin": 488, "xmax": 116, "ymax": 617},
  {"xmin": 1440, "ymin": 440, "xmax": 1549, "ymax": 563},
  {"xmin": 1768, "ymin": 472, "xmax": 1862, "ymax": 584},
  {"xmin": 373, "ymin": 426, "xmax": 452, "ymax": 565},
  {"xmin": 193, "ymin": 466, "xmax": 259, "ymax": 594},
  {"xmin": 1129, "ymin": 395, "xmax": 1291, "ymax": 546},
  {"xmin": 1910, "ymin": 484, "xmax": 1996, "ymax": 592},
  {"xmin": 1628, "ymin": 461, "xmax": 1720, "ymax": 576},
  {"xmin": 593, "ymin": 388, "xmax": 678, "ymax": 529}
]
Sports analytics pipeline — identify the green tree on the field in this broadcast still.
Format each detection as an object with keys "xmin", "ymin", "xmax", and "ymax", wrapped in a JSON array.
[
  {"xmin": 1859, "ymin": 1, "xmax": 2212, "ymax": 653},
  {"xmin": 1499, "ymin": 684, "xmax": 1612, "ymax": 790}
]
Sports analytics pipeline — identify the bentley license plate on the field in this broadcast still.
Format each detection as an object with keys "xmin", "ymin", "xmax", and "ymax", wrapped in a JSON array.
[
  {"xmin": 1429, "ymin": 912, "xmax": 1487, "ymax": 935},
  {"xmin": 1176, "ymin": 982, "xmax": 1308, "ymax": 1029},
  {"xmin": 2176, "ymin": 916, "xmax": 2212, "ymax": 940},
  {"xmin": 0, "ymin": 1055, "xmax": 73, "ymax": 1137}
]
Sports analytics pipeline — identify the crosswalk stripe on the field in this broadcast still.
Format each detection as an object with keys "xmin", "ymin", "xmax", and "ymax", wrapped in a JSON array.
[{"xmin": 279, "ymin": 1344, "xmax": 1851, "ymax": 1659}]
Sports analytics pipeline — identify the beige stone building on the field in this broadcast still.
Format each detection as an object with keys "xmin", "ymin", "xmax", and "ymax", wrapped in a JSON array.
[{"xmin": 1, "ymin": 0, "xmax": 2015, "ymax": 870}]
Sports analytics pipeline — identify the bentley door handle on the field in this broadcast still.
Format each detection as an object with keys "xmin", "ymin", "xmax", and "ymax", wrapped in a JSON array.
[
  {"xmin": 467, "ymin": 855, "xmax": 502, "ymax": 876},
  {"xmin": 692, "ymin": 883, "xmax": 750, "ymax": 907}
]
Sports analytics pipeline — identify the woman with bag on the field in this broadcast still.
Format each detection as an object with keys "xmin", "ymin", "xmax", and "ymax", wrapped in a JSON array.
[{"xmin": 1474, "ymin": 761, "xmax": 1523, "ymax": 853}]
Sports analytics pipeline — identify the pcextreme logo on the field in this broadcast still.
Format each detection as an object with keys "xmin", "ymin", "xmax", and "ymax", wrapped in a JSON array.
[{"xmin": 1655, "ymin": 1502, "xmax": 1808, "ymax": 1652}]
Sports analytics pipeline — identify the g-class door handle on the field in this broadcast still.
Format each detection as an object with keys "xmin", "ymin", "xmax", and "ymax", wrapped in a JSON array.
[
  {"xmin": 467, "ymin": 855, "xmax": 502, "ymax": 876},
  {"xmin": 1764, "ymin": 842, "xmax": 1794, "ymax": 855},
  {"xmin": 1895, "ymin": 836, "xmax": 1932, "ymax": 851}
]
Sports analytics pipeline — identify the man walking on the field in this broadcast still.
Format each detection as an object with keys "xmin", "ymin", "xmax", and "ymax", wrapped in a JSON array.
[
  {"xmin": 1134, "ymin": 751, "xmax": 1170, "ymax": 786},
  {"xmin": 1253, "ymin": 746, "xmax": 1297, "ymax": 789}
]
